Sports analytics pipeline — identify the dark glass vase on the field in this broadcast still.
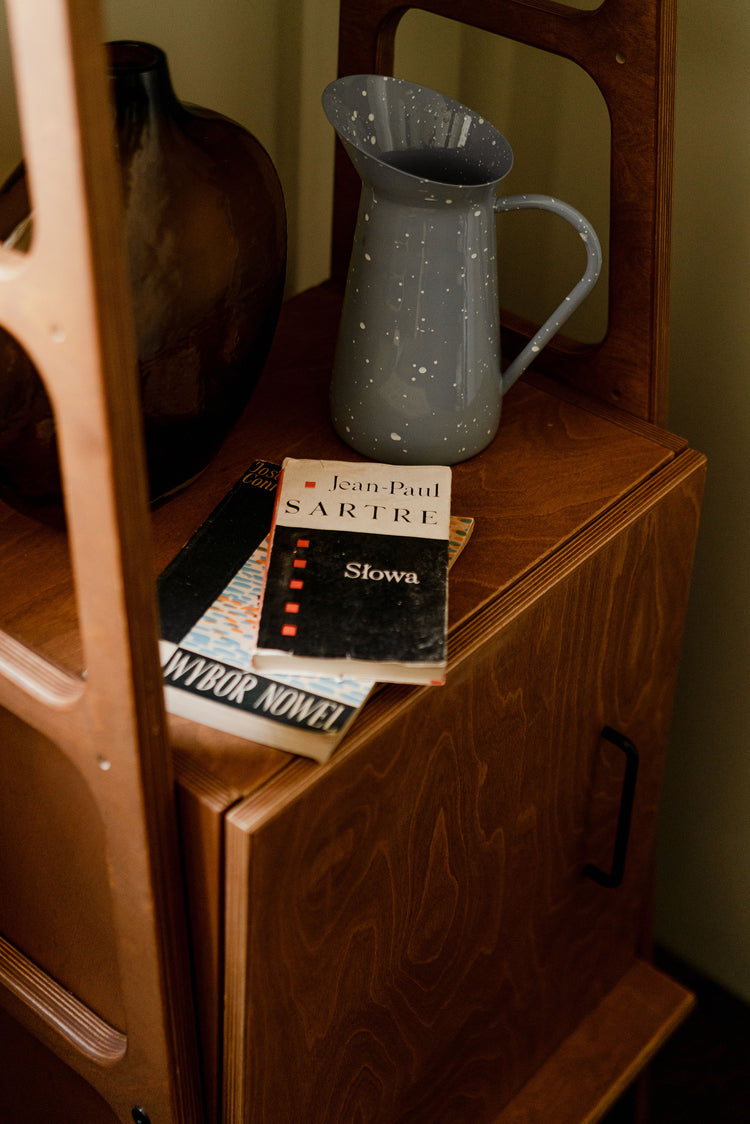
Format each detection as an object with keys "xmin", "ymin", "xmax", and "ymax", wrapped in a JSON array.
[{"xmin": 0, "ymin": 40, "xmax": 286, "ymax": 518}]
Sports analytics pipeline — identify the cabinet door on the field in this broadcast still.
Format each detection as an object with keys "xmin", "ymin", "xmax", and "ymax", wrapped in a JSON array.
[{"xmin": 223, "ymin": 461, "xmax": 703, "ymax": 1124}]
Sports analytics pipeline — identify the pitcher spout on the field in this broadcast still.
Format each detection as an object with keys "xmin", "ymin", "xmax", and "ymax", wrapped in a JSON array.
[{"xmin": 322, "ymin": 74, "xmax": 513, "ymax": 195}]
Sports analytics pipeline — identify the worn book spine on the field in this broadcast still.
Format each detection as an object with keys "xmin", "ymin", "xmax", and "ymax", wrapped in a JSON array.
[
  {"xmin": 158, "ymin": 459, "xmax": 374, "ymax": 762},
  {"xmin": 254, "ymin": 458, "xmax": 452, "ymax": 683},
  {"xmin": 159, "ymin": 459, "xmax": 280, "ymax": 644}
]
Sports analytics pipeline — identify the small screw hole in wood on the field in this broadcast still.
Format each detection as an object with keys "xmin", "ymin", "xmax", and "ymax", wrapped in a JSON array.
[
  {"xmin": 97, "ymin": 756, "xmax": 112, "ymax": 771},
  {"xmin": 50, "ymin": 325, "xmax": 66, "ymax": 343},
  {"xmin": 615, "ymin": 52, "xmax": 626, "ymax": 64}
]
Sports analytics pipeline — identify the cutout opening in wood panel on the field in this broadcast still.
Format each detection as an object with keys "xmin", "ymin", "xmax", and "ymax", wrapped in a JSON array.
[
  {"xmin": 0, "ymin": 3, "xmax": 80, "ymax": 672},
  {"xmin": 0, "ymin": 330, "xmax": 61, "ymax": 513},
  {"xmin": 0, "ymin": 323, "xmax": 82, "ymax": 673},
  {"xmin": 0, "ymin": 1, "xmax": 31, "ymax": 253},
  {"xmin": 394, "ymin": 10, "xmax": 611, "ymax": 346},
  {"xmin": 0, "ymin": 711, "xmax": 125, "ymax": 1031}
]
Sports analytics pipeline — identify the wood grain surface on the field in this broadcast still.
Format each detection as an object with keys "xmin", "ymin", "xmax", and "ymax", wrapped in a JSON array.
[
  {"xmin": 0, "ymin": 276, "xmax": 702, "ymax": 1120},
  {"xmin": 221, "ymin": 453, "xmax": 704, "ymax": 1122}
]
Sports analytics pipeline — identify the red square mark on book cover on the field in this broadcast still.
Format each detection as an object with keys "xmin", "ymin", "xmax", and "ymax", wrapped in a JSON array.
[
  {"xmin": 296, "ymin": 538, "xmax": 310, "ymax": 548},
  {"xmin": 289, "ymin": 578, "xmax": 304, "ymax": 590},
  {"xmin": 281, "ymin": 624, "xmax": 297, "ymax": 637},
  {"xmin": 304, "ymin": 480, "xmax": 316, "ymax": 488},
  {"xmin": 284, "ymin": 602, "xmax": 300, "ymax": 614},
  {"xmin": 293, "ymin": 559, "xmax": 307, "ymax": 569}
]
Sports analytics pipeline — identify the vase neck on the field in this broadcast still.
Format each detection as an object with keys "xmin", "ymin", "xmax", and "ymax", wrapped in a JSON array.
[{"xmin": 107, "ymin": 41, "xmax": 184, "ymax": 156}]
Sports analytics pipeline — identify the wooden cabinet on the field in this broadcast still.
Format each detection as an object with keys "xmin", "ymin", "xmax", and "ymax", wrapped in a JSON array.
[
  {"xmin": 169, "ymin": 288, "xmax": 704, "ymax": 1122},
  {"xmin": 0, "ymin": 202, "xmax": 702, "ymax": 1124}
]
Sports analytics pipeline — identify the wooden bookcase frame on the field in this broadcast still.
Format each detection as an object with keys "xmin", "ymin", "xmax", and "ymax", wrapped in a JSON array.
[{"xmin": 0, "ymin": 2, "xmax": 202, "ymax": 1120}]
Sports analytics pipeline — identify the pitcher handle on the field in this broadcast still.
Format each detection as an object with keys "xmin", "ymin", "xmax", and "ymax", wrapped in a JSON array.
[{"xmin": 494, "ymin": 194, "xmax": 602, "ymax": 392}]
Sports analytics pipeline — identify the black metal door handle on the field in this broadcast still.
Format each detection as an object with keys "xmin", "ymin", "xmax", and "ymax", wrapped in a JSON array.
[{"xmin": 583, "ymin": 726, "xmax": 639, "ymax": 889}]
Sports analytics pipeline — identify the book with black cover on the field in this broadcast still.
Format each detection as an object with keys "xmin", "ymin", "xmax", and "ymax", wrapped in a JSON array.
[
  {"xmin": 253, "ymin": 458, "xmax": 453, "ymax": 684},
  {"xmin": 158, "ymin": 459, "xmax": 377, "ymax": 762},
  {"xmin": 159, "ymin": 459, "xmax": 279, "ymax": 645}
]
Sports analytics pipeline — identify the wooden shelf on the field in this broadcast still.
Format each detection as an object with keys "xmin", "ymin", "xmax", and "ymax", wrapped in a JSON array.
[{"xmin": 493, "ymin": 960, "xmax": 694, "ymax": 1124}]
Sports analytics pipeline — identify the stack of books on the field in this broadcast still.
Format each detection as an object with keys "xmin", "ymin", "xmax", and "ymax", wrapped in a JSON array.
[{"xmin": 158, "ymin": 458, "xmax": 473, "ymax": 762}]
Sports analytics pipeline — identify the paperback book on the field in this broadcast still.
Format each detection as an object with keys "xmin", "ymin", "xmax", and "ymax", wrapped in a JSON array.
[
  {"xmin": 253, "ymin": 458, "xmax": 453, "ymax": 684},
  {"xmin": 158, "ymin": 458, "xmax": 470, "ymax": 762}
]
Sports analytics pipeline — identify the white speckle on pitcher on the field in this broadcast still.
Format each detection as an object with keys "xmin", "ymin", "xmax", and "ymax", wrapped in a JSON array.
[{"xmin": 390, "ymin": 432, "xmax": 402, "ymax": 441}]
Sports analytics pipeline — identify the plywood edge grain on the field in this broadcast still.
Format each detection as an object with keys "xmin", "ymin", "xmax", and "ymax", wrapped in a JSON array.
[
  {"xmin": 172, "ymin": 747, "xmax": 245, "ymax": 813},
  {"xmin": 0, "ymin": 933, "xmax": 127, "ymax": 1066},
  {"xmin": 490, "ymin": 959, "xmax": 694, "ymax": 1124},
  {"xmin": 170, "ymin": 728, "xmax": 294, "ymax": 811},
  {"xmin": 222, "ymin": 810, "xmax": 255, "ymax": 1122}
]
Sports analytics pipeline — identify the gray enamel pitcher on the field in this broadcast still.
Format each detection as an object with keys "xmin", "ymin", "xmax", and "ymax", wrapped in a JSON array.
[{"xmin": 322, "ymin": 74, "xmax": 602, "ymax": 464}]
